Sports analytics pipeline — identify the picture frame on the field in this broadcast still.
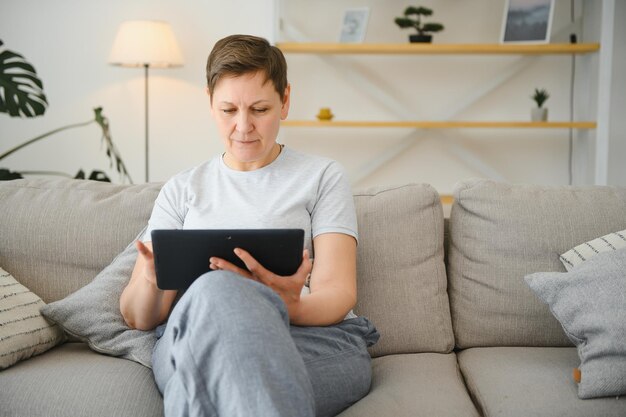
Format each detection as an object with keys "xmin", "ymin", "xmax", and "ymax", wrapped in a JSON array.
[
  {"xmin": 339, "ymin": 7, "xmax": 370, "ymax": 43},
  {"xmin": 500, "ymin": 0, "xmax": 555, "ymax": 44}
]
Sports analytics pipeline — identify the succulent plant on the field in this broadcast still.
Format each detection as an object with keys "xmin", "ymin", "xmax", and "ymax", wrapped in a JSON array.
[{"xmin": 532, "ymin": 88, "xmax": 550, "ymax": 108}]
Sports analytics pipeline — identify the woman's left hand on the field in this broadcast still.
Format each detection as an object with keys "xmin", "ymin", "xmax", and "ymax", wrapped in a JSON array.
[{"xmin": 209, "ymin": 248, "xmax": 312, "ymax": 319}]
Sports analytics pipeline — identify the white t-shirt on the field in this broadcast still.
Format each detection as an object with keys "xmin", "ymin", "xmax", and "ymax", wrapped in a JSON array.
[{"xmin": 143, "ymin": 146, "xmax": 358, "ymax": 304}]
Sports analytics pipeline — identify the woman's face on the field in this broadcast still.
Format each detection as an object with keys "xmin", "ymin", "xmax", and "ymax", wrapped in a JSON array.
[{"xmin": 209, "ymin": 71, "xmax": 290, "ymax": 171}]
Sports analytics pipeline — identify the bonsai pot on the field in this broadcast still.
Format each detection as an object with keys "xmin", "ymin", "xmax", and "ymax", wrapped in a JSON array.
[
  {"xmin": 409, "ymin": 34, "xmax": 432, "ymax": 43},
  {"xmin": 531, "ymin": 107, "xmax": 548, "ymax": 122}
]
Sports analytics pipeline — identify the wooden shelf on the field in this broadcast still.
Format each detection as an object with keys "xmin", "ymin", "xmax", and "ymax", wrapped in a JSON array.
[
  {"xmin": 281, "ymin": 120, "xmax": 597, "ymax": 129},
  {"xmin": 276, "ymin": 42, "xmax": 600, "ymax": 55}
]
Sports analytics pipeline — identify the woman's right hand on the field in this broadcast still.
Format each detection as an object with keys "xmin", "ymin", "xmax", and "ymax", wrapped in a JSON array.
[
  {"xmin": 135, "ymin": 240, "xmax": 158, "ymax": 288},
  {"xmin": 120, "ymin": 241, "xmax": 177, "ymax": 330}
]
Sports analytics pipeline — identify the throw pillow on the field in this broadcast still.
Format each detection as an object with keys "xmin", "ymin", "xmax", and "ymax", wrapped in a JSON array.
[
  {"xmin": 41, "ymin": 232, "xmax": 157, "ymax": 368},
  {"xmin": 559, "ymin": 229, "xmax": 626, "ymax": 271},
  {"xmin": 525, "ymin": 248, "xmax": 626, "ymax": 399},
  {"xmin": 0, "ymin": 267, "xmax": 66, "ymax": 370}
]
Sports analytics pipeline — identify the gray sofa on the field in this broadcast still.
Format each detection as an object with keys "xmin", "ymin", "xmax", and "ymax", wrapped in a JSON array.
[{"xmin": 0, "ymin": 177, "xmax": 625, "ymax": 417}]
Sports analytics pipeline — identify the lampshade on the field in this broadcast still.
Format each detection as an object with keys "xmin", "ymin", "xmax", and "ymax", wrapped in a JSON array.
[{"xmin": 109, "ymin": 20, "xmax": 184, "ymax": 68}]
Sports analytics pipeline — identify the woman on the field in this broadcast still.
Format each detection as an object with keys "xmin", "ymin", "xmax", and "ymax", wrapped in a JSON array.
[{"xmin": 120, "ymin": 34, "xmax": 379, "ymax": 417}]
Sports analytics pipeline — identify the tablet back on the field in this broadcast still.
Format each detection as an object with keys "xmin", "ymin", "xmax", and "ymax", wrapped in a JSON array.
[{"xmin": 151, "ymin": 229, "xmax": 305, "ymax": 290}]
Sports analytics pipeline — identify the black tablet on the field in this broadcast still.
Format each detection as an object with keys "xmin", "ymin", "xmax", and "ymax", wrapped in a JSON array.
[{"xmin": 151, "ymin": 229, "xmax": 305, "ymax": 290}]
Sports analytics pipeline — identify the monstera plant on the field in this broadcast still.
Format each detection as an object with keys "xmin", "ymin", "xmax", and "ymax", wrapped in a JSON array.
[
  {"xmin": 0, "ymin": 40, "xmax": 48, "ymax": 117},
  {"xmin": 0, "ymin": 40, "xmax": 132, "ymax": 183}
]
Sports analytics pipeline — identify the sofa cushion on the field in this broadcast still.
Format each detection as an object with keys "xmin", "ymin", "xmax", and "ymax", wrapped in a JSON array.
[
  {"xmin": 458, "ymin": 347, "xmax": 626, "ymax": 417},
  {"xmin": 0, "ymin": 267, "xmax": 65, "ymax": 369},
  {"xmin": 353, "ymin": 184, "xmax": 454, "ymax": 356},
  {"xmin": 525, "ymin": 249, "xmax": 626, "ymax": 399},
  {"xmin": 448, "ymin": 179, "xmax": 626, "ymax": 348},
  {"xmin": 338, "ymin": 353, "xmax": 479, "ymax": 417},
  {"xmin": 0, "ymin": 342, "xmax": 163, "ymax": 417},
  {"xmin": 0, "ymin": 178, "xmax": 161, "ymax": 303},
  {"xmin": 559, "ymin": 228, "xmax": 626, "ymax": 271},
  {"xmin": 41, "ymin": 235, "xmax": 156, "ymax": 368}
]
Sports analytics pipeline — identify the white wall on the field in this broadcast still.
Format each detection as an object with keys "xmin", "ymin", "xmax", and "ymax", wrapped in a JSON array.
[
  {"xmin": 1, "ymin": 0, "xmax": 622, "ymax": 193},
  {"xmin": 608, "ymin": 0, "xmax": 626, "ymax": 186},
  {"xmin": 1, "ymin": 0, "xmax": 274, "ymax": 184}
]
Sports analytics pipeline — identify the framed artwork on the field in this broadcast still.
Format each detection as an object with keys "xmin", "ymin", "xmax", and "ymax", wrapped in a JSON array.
[
  {"xmin": 501, "ymin": 0, "xmax": 554, "ymax": 43},
  {"xmin": 339, "ymin": 7, "xmax": 370, "ymax": 43}
]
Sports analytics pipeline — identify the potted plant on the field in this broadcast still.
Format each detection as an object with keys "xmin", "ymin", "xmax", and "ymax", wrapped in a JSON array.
[
  {"xmin": 531, "ymin": 88, "xmax": 549, "ymax": 122},
  {"xmin": 0, "ymin": 40, "xmax": 131, "ymax": 182},
  {"xmin": 0, "ymin": 107, "xmax": 133, "ymax": 182},
  {"xmin": 394, "ymin": 6, "xmax": 444, "ymax": 43},
  {"xmin": 0, "ymin": 40, "xmax": 48, "ymax": 117}
]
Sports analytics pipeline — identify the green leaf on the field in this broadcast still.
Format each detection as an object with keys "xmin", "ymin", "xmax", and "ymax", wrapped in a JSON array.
[
  {"xmin": 532, "ymin": 88, "xmax": 550, "ymax": 107},
  {"xmin": 405, "ymin": 6, "xmax": 432, "ymax": 16},
  {"xmin": 422, "ymin": 23, "xmax": 444, "ymax": 33},
  {"xmin": 395, "ymin": 17, "xmax": 416, "ymax": 29},
  {"xmin": 0, "ymin": 41, "xmax": 48, "ymax": 118}
]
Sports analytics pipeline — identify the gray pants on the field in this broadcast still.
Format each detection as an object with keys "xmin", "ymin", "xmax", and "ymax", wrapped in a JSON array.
[{"xmin": 152, "ymin": 271, "xmax": 379, "ymax": 417}]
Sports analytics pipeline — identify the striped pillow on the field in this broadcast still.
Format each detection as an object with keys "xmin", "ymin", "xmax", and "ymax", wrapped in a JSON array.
[
  {"xmin": 559, "ymin": 229, "xmax": 626, "ymax": 271},
  {"xmin": 0, "ymin": 267, "xmax": 66, "ymax": 369}
]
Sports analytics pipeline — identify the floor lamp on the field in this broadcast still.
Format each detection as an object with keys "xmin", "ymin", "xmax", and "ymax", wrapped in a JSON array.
[{"xmin": 108, "ymin": 20, "xmax": 184, "ymax": 182}]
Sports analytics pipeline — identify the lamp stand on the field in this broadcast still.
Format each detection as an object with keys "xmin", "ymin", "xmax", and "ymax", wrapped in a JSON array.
[
  {"xmin": 109, "ymin": 21, "xmax": 184, "ymax": 183},
  {"xmin": 144, "ymin": 64, "xmax": 149, "ymax": 183}
]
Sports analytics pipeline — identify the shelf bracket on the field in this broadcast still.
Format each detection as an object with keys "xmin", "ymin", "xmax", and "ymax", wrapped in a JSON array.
[{"xmin": 350, "ymin": 56, "xmax": 536, "ymax": 186}]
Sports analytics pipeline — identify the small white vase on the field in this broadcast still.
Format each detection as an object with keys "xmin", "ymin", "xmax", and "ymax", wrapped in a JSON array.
[{"xmin": 531, "ymin": 107, "xmax": 548, "ymax": 122}]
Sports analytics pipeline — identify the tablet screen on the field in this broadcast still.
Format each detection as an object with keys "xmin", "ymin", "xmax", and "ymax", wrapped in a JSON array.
[{"xmin": 151, "ymin": 229, "xmax": 305, "ymax": 290}]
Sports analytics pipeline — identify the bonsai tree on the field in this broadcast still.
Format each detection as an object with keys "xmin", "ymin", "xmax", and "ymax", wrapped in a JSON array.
[
  {"xmin": 532, "ymin": 88, "xmax": 550, "ymax": 108},
  {"xmin": 394, "ymin": 6, "xmax": 444, "ymax": 43}
]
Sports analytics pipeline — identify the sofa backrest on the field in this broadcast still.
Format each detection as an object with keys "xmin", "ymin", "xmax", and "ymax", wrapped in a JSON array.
[
  {"xmin": 7, "ymin": 177, "xmax": 625, "ymax": 353},
  {"xmin": 0, "ymin": 178, "xmax": 161, "ymax": 303},
  {"xmin": 0, "ymin": 178, "xmax": 455, "ymax": 357},
  {"xmin": 447, "ymin": 179, "xmax": 626, "ymax": 348},
  {"xmin": 352, "ymin": 184, "xmax": 454, "ymax": 357}
]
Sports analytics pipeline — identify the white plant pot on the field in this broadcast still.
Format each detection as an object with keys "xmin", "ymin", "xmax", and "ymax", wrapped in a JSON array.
[{"xmin": 531, "ymin": 107, "xmax": 548, "ymax": 122}]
